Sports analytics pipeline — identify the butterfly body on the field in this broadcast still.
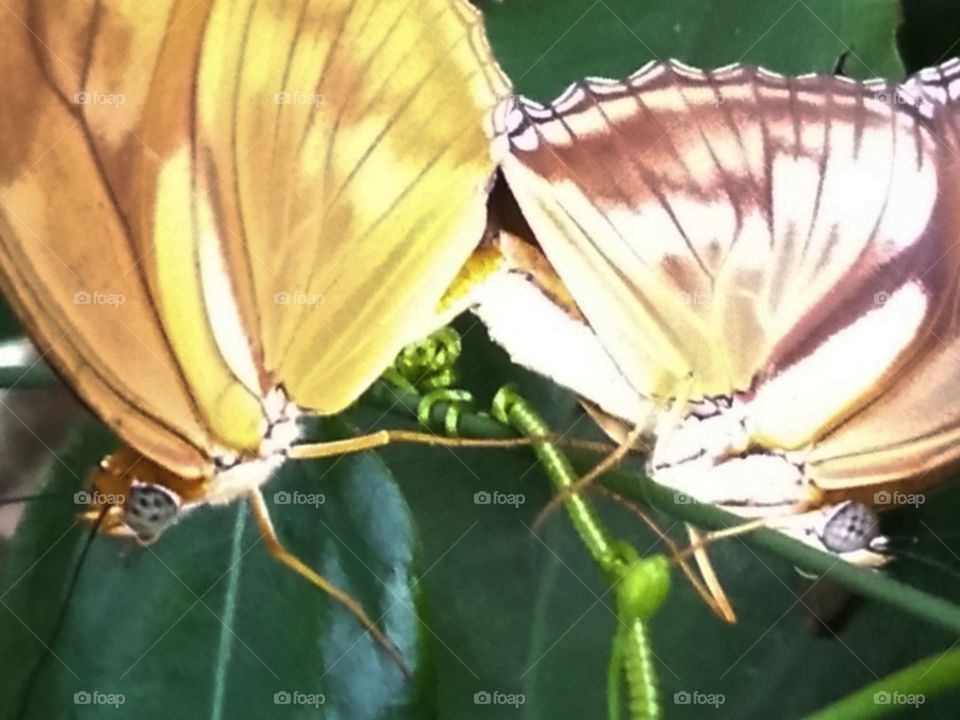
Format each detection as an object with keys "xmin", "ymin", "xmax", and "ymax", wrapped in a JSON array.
[
  {"xmin": 478, "ymin": 58, "xmax": 960, "ymax": 560},
  {"xmin": 82, "ymin": 385, "xmax": 302, "ymax": 540}
]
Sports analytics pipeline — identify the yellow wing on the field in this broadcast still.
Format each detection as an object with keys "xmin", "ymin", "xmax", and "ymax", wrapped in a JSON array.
[
  {"xmin": 194, "ymin": 0, "xmax": 509, "ymax": 414},
  {"xmin": 0, "ymin": 0, "xmax": 509, "ymax": 477},
  {"xmin": 0, "ymin": 0, "xmax": 218, "ymax": 477}
]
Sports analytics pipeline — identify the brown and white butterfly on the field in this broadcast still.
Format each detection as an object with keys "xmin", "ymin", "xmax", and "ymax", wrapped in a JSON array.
[{"xmin": 474, "ymin": 57, "xmax": 960, "ymax": 565}]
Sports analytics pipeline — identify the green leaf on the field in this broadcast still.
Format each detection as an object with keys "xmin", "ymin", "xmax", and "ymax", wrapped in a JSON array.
[
  {"xmin": 0, "ymin": 419, "xmax": 428, "ymax": 720},
  {"xmin": 486, "ymin": 0, "xmax": 904, "ymax": 99}
]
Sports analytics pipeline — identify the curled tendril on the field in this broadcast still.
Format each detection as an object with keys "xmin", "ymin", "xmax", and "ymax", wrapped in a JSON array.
[
  {"xmin": 383, "ymin": 327, "xmax": 477, "ymax": 435},
  {"xmin": 392, "ymin": 327, "xmax": 463, "ymax": 392},
  {"xmin": 418, "ymin": 389, "xmax": 475, "ymax": 437},
  {"xmin": 490, "ymin": 384, "xmax": 521, "ymax": 426}
]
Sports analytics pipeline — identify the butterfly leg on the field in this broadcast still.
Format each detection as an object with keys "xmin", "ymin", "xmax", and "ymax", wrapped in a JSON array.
[
  {"xmin": 532, "ymin": 420, "xmax": 646, "ymax": 533},
  {"xmin": 529, "ymin": 374, "xmax": 693, "ymax": 524},
  {"xmin": 247, "ymin": 489, "xmax": 411, "ymax": 677},
  {"xmin": 684, "ymin": 524, "xmax": 736, "ymax": 623}
]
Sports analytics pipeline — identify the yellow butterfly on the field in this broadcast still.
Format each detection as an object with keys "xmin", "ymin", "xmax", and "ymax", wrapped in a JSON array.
[
  {"xmin": 476, "ymin": 58, "xmax": 960, "ymax": 565},
  {"xmin": 0, "ymin": 0, "xmax": 509, "ymax": 658}
]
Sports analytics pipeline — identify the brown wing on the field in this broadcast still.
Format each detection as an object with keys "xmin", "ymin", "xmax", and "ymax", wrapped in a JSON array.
[{"xmin": 497, "ymin": 58, "xmax": 960, "ymax": 491}]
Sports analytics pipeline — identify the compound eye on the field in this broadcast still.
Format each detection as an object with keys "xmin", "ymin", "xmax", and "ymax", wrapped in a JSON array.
[
  {"xmin": 820, "ymin": 501, "xmax": 881, "ymax": 554},
  {"xmin": 122, "ymin": 483, "xmax": 180, "ymax": 542}
]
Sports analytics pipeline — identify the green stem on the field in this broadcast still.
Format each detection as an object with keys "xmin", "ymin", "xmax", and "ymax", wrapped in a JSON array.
[
  {"xmin": 499, "ymin": 393, "xmax": 611, "ymax": 564},
  {"xmin": 803, "ymin": 646, "xmax": 960, "ymax": 720},
  {"xmin": 367, "ymin": 381, "xmax": 960, "ymax": 637},
  {"xmin": 492, "ymin": 387, "xmax": 665, "ymax": 720},
  {"xmin": 608, "ymin": 626, "xmax": 624, "ymax": 720},
  {"xmin": 622, "ymin": 619, "xmax": 661, "ymax": 720}
]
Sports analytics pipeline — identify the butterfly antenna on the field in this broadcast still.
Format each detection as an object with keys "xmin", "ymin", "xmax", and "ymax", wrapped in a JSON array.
[
  {"xmin": 874, "ymin": 535, "xmax": 960, "ymax": 580},
  {"xmin": 11, "ymin": 506, "xmax": 107, "ymax": 720}
]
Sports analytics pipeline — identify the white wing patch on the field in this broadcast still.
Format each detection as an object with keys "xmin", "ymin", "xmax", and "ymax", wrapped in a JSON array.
[
  {"xmin": 472, "ymin": 269, "xmax": 649, "ymax": 424},
  {"xmin": 198, "ymin": 206, "xmax": 263, "ymax": 401},
  {"xmin": 749, "ymin": 282, "xmax": 928, "ymax": 450}
]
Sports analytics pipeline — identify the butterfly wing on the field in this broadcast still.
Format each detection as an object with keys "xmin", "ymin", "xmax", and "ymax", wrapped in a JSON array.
[
  {"xmin": 194, "ymin": 0, "xmax": 509, "ymax": 414},
  {"xmin": 471, "ymin": 185, "xmax": 647, "ymax": 424},
  {"xmin": 0, "ymin": 0, "xmax": 219, "ymax": 476},
  {"xmin": 497, "ymin": 59, "xmax": 960, "ymax": 493},
  {"xmin": 800, "ymin": 61, "xmax": 960, "ymax": 498},
  {"xmin": 0, "ymin": 0, "xmax": 508, "ymax": 477}
]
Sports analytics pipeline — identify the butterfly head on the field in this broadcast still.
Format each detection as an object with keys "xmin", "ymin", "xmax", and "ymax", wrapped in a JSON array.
[
  {"xmin": 80, "ymin": 447, "xmax": 203, "ymax": 543},
  {"xmin": 76, "ymin": 389, "xmax": 302, "ymax": 542},
  {"xmin": 819, "ymin": 501, "xmax": 884, "ymax": 555}
]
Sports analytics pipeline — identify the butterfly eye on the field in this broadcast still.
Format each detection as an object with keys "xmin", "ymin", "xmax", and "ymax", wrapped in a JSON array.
[
  {"xmin": 121, "ymin": 483, "xmax": 181, "ymax": 543},
  {"xmin": 819, "ymin": 501, "xmax": 881, "ymax": 554}
]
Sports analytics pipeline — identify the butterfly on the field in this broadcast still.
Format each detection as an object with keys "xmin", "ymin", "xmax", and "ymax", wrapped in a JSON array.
[
  {"xmin": 474, "ymin": 57, "xmax": 960, "ymax": 565},
  {"xmin": 0, "ymin": 0, "xmax": 509, "ymax": 658}
]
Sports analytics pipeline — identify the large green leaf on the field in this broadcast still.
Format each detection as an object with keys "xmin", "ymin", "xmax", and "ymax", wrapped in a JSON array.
[{"xmin": 0, "ymin": 419, "xmax": 426, "ymax": 720}]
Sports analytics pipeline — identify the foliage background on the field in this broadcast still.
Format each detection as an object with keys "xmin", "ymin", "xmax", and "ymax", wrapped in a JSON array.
[{"xmin": 2, "ymin": 1, "xmax": 960, "ymax": 718}]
